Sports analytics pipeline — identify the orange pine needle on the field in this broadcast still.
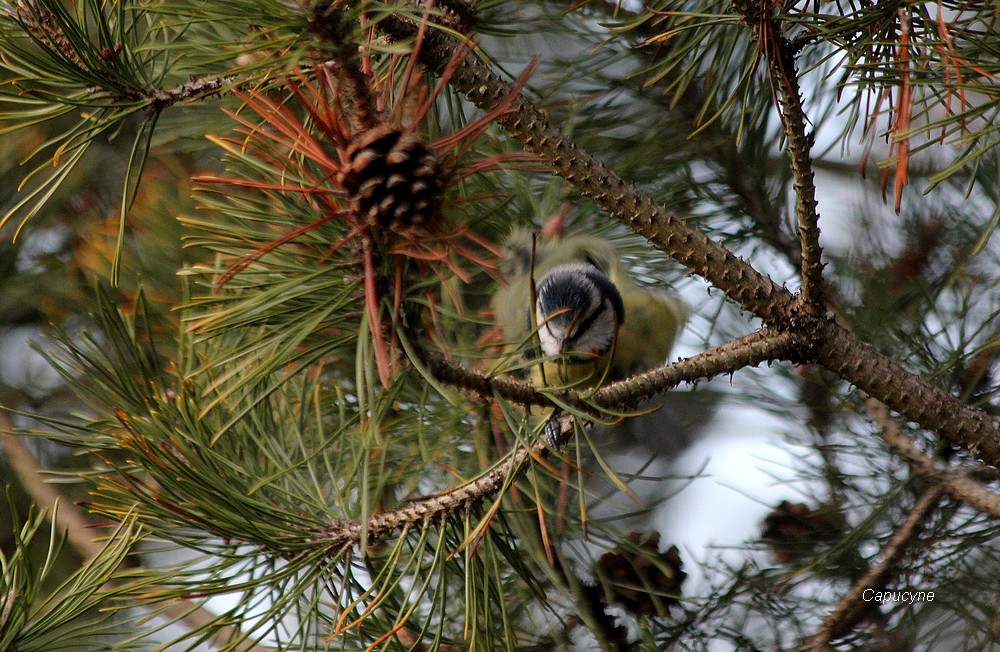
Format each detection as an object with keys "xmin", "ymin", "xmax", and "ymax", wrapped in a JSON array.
[
  {"xmin": 214, "ymin": 213, "xmax": 339, "ymax": 289},
  {"xmin": 535, "ymin": 499, "xmax": 555, "ymax": 568},
  {"xmin": 891, "ymin": 8, "xmax": 912, "ymax": 214},
  {"xmin": 363, "ymin": 243, "xmax": 396, "ymax": 389}
]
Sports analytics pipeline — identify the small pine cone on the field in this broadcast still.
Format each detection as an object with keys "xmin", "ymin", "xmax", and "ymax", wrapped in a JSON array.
[
  {"xmin": 594, "ymin": 532, "xmax": 685, "ymax": 618},
  {"xmin": 761, "ymin": 500, "xmax": 845, "ymax": 564},
  {"xmin": 339, "ymin": 125, "xmax": 444, "ymax": 231}
]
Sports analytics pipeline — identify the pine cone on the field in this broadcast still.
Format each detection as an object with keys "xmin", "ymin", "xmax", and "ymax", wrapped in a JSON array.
[
  {"xmin": 339, "ymin": 125, "xmax": 444, "ymax": 231},
  {"xmin": 594, "ymin": 532, "xmax": 685, "ymax": 618},
  {"xmin": 761, "ymin": 500, "xmax": 845, "ymax": 564}
]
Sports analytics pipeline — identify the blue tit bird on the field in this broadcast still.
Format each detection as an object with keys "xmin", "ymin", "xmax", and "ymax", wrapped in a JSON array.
[
  {"xmin": 492, "ymin": 227, "xmax": 686, "ymax": 387},
  {"xmin": 534, "ymin": 262, "xmax": 625, "ymax": 386}
]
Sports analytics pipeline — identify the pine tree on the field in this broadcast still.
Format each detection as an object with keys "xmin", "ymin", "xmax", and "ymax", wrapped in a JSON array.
[{"xmin": 1, "ymin": 0, "xmax": 1000, "ymax": 650}]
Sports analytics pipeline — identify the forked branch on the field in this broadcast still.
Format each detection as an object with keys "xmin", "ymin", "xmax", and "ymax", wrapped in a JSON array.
[{"xmin": 355, "ymin": 10, "xmax": 1000, "ymax": 465}]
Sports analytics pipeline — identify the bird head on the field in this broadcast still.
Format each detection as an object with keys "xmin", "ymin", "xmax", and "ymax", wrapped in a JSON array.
[{"xmin": 534, "ymin": 262, "xmax": 624, "ymax": 361}]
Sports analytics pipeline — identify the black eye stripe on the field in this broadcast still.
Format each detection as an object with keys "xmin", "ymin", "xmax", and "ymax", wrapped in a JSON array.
[
  {"xmin": 567, "ymin": 300, "xmax": 609, "ymax": 345},
  {"xmin": 577, "ymin": 268, "xmax": 624, "ymax": 325}
]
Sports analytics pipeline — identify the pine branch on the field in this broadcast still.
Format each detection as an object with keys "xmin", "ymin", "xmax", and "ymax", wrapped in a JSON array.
[
  {"xmin": 731, "ymin": 0, "xmax": 826, "ymax": 308},
  {"xmin": 14, "ymin": 1, "xmax": 88, "ymax": 72},
  {"xmin": 417, "ymin": 325, "xmax": 799, "ymax": 413},
  {"xmin": 140, "ymin": 75, "xmax": 242, "ymax": 111},
  {"xmin": 317, "ymin": 437, "xmax": 546, "ymax": 551},
  {"xmin": 310, "ymin": 1, "xmax": 380, "ymax": 131},
  {"xmin": 357, "ymin": 7, "xmax": 1000, "ymax": 467},
  {"xmin": 594, "ymin": 0, "xmax": 804, "ymax": 275},
  {"xmin": 867, "ymin": 398, "xmax": 1000, "ymax": 517},
  {"xmin": 812, "ymin": 322, "xmax": 1000, "ymax": 466},
  {"xmin": 321, "ymin": 329, "xmax": 796, "ymax": 550},
  {"xmin": 592, "ymin": 328, "xmax": 801, "ymax": 407},
  {"xmin": 807, "ymin": 484, "xmax": 945, "ymax": 649}
]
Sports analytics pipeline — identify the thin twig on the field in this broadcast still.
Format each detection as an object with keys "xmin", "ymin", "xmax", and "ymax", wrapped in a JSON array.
[
  {"xmin": 867, "ymin": 398, "xmax": 1000, "ymax": 516},
  {"xmin": 318, "ymin": 429, "xmax": 549, "ymax": 550},
  {"xmin": 141, "ymin": 75, "xmax": 242, "ymax": 112},
  {"xmin": 0, "ymin": 424, "xmax": 104, "ymax": 560},
  {"xmin": 807, "ymin": 484, "xmax": 944, "ymax": 649},
  {"xmin": 418, "ymin": 327, "xmax": 801, "ymax": 412},
  {"xmin": 15, "ymin": 1, "xmax": 89, "ymax": 72},
  {"xmin": 592, "ymin": 328, "xmax": 801, "ymax": 407},
  {"xmin": 15, "ymin": 1, "xmax": 241, "ymax": 110}
]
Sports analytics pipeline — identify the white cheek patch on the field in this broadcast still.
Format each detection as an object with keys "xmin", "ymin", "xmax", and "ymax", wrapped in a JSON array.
[{"xmin": 536, "ymin": 309, "xmax": 571, "ymax": 356}]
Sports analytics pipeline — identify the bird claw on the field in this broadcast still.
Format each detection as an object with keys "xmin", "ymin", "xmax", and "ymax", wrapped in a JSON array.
[{"xmin": 544, "ymin": 416, "xmax": 563, "ymax": 449}]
